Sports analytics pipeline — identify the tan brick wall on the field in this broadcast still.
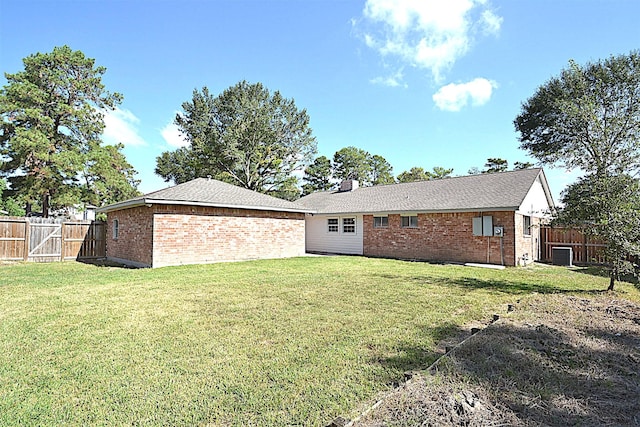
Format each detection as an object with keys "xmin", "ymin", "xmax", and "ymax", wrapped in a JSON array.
[
  {"xmin": 150, "ymin": 205, "xmax": 305, "ymax": 268},
  {"xmin": 363, "ymin": 211, "xmax": 518, "ymax": 266},
  {"xmin": 514, "ymin": 214, "xmax": 542, "ymax": 265},
  {"xmin": 106, "ymin": 204, "xmax": 306, "ymax": 268},
  {"xmin": 106, "ymin": 206, "xmax": 154, "ymax": 267}
]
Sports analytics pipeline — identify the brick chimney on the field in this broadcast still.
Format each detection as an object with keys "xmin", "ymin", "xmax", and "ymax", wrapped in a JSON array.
[{"xmin": 338, "ymin": 179, "xmax": 359, "ymax": 192}]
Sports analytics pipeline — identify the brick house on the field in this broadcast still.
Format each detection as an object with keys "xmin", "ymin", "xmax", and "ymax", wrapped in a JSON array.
[
  {"xmin": 298, "ymin": 168, "xmax": 554, "ymax": 267},
  {"xmin": 99, "ymin": 168, "xmax": 554, "ymax": 268},
  {"xmin": 97, "ymin": 178, "xmax": 310, "ymax": 268}
]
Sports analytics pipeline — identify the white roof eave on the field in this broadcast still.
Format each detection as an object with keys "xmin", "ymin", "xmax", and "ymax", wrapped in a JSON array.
[{"xmin": 308, "ymin": 206, "xmax": 521, "ymax": 216}]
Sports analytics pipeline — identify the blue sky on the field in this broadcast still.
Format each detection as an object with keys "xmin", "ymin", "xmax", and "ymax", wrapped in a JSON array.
[{"xmin": 1, "ymin": 0, "xmax": 639, "ymax": 203}]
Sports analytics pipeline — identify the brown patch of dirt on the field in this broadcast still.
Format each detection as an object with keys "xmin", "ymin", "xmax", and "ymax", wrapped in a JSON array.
[{"xmin": 351, "ymin": 294, "xmax": 640, "ymax": 426}]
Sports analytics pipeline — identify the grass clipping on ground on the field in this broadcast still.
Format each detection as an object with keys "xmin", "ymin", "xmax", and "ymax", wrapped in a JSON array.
[{"xmin": 353, "ymin": 293, "xmax": 640, "ymax": 427}]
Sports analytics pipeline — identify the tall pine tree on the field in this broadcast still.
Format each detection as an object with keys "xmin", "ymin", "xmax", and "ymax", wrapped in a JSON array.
[{"xmin": 0, "ymin": 46, "xmax": 139, "ymax": 216}]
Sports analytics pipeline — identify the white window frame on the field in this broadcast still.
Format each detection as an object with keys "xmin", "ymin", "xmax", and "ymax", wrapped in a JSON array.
[
  {"xmin": 523, "ymin": 215, "xmax": 532, "ymax": 236},
  {"xmin": 342, "ymin": 217, "xmax": 356, "ymax": 233},
  {"xmin": 401, "ymin": 215, "xmax": 418, "ymax": 228},
  {"xmin": 327, "ymin": 218, "xmax": 339, "ymax": 233},
  {"xmin": 373, "ymin": 216, "xmax": 388, "ymax": 228},
  {"xmin": 112, "ymin": 218, "xmax": 119, "ymax": 240}
]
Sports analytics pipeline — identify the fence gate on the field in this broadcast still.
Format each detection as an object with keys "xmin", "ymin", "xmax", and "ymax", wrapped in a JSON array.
[
  {"xmin": 27, "ymin": 218, "xmax": 64, "ymax": 262},
  {"xmin": 0, "ymin": 217, "xmax": 105, "ymax": 263}
]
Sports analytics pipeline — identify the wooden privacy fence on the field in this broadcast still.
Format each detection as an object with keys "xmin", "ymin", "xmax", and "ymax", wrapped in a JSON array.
[
  {"xmin": 0, "ymin": 217, "xmax": 106, "ymax": 262},
  {"xmin": 540, "ymin": 226, "xmax": 607, "ymax": 265}
]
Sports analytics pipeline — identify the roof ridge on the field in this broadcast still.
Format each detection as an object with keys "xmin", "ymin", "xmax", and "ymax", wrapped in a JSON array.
[
  {"xmin": 142, "ymin": 179, "xmax": 193, "ymax": 198},
  {"xmin": 299, "ymin": 168, "xmax": 543, "ymax": 197},
  {"xmin": 383, "ymin": 168, "xmax": 543, "ymax": 187},
  {"xmin": 297, "ymin": 168, "xmax": 550, "ymax": 214},
  {"xmin": 99, "ymin": 177, "xmax": 312, "ymax": 213}
]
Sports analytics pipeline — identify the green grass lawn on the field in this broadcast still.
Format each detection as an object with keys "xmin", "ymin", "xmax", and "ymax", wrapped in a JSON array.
[{"xmin": 1, "ymin": 257, "xmax": 638, "ymax": 426}]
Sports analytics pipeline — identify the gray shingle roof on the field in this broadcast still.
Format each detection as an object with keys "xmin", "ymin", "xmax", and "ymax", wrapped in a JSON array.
[
  {"xmin": 298, "ymin": 168, "xmax": 553, "ymax": 214},
  {"xmin": 98, "ymin": 178, "xmax": 312, "ymax": 213}
]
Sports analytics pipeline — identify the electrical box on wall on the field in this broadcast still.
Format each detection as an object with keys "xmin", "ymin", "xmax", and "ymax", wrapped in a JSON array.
[
  {"xmin": 473, "ymin": 216, "xmax": 494, "ymax": 236},
  {"xmin": 493, "ymin": 226, "xmax": 504, "ymax": 237},
  {"xmin": 483, "ymin": 216, "xmax": 493, "ymax": 236},
  {"xmin": 472, "ymin": 217, "xmax": 482, "ymax": 236}
]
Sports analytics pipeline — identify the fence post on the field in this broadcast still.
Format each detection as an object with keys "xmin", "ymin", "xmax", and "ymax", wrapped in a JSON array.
[
  {"xmin": 60, "ymin": 222, "xmax": 66, "ymax": 262},
  {"xmin": 22, "ymin": 218, "xmax": 30, "ymax": 261}
]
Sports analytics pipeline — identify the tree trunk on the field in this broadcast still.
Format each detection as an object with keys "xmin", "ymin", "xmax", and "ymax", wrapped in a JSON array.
[
  {"xmin": 42, "ymin": 193, "xmax": 49, "ymax": 218},
  {"xmin": 608, "ymin": 273, "xmax": 615, "ymax": 291}
]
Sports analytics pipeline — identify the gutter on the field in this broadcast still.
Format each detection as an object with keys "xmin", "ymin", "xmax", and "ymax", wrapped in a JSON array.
[{"xmin": 305, "ymin": 206, "xmax": 522, "ymax": 216}]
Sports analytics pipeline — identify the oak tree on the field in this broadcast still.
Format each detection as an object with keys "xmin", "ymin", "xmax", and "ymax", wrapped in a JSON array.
[
  {"xmin": 515, "ymin": 51, "xmax": 640, "ymax": 177},
  {"xmin": 332, "ymin": 147, "xmax": 394, "ymax": 186},
  {"xmin": 397, "ymin": 167, "xmax": 429, "ymax": 183},
  {"xmin": 517, "ymin": 52, "xmax": 640, "ymax": 290},
  {"xmin": 155, "ymin": 147, "xmax": 208, "ymax": 185},
  {"xmin": 556, "ymin": 174, "xmax": 640, "ymax": 291},
  {"xmin": 157, "ymin": 81, "xmax": 317, "ymax": 199}
]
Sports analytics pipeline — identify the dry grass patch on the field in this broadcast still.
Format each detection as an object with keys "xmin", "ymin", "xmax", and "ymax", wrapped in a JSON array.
[{"xmin": 354, "ymin": 293, "xmax": 640, "ymax": 426}]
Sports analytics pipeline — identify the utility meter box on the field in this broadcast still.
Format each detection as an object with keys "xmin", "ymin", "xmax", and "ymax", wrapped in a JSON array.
[{"xmin": 493, "ymin": 226, "xmax": 504, "ymax": 237}]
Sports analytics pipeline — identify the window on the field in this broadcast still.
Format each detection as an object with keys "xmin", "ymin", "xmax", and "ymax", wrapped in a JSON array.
[
  {"xmin": 342, "ymin": 217, "xmax": 356, "ymax": 233},
  {"xmin": 327, "ymin": 218, "xmax": 338, "ymax": 233},
  {"xmin": 112, "ymin": 219, "xmax": 119, "ymax": 240},
  {"xmin": 401, "ymin": 215, "xmax": 418, "ymax": 228},
  {"xmin": 523, "ymin": 215, "xmax": 532, "ymax": 236},
  {"xmin": 373, "ymin": 216, "xmax": 388, "ymax": 228}
]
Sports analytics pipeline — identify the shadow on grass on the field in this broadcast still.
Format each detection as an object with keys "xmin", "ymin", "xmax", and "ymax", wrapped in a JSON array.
[
  {"xmin": 450, "ymin": 276, "xmax": 610, "ymax": 295},
  {"xmin": 573, "ymin": 265, "xmax": 640, "ymax": 289},
  {"xmin": 371, "ymin": 272, "xmax": 605, "ymax": 295},
  {"xmin": 369, "ymin": 323, "xmax": 466, "ymax": 387},
  {"xmin": 77, "ymin": 258, "xmax": 139, "ymax": 269}
]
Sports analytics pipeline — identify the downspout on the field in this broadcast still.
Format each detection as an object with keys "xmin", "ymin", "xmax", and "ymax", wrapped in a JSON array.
[{"xmin": 487, "ymin": 237, "xmax": 490, "ymax": 264}]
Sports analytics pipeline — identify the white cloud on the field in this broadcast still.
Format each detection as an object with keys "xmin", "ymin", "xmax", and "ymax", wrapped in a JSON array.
[
  {"xmin": 364, "ymin": 33, "xmax": 375, "ymax": 47},
  {"xmin": 161, "ymin": 115, "xmax": 189, "ymax": 148},
  {"xmin": 101, "ymin": 107, "xmax": 147, "ymax": 147},
  {"xmin": 480, "ymin": 10, "xmax": 503, "ymax": 35},
  {"xmin": 360, "ymin": 0, "xmax": 502, "ymax": 82},
  {"xmin": 370, "ymin": 69, "xmax": 408, "ymax": 88},
  {"xmin": 432, "ymin": 78, "xmax": 497, "ymax": 111}
]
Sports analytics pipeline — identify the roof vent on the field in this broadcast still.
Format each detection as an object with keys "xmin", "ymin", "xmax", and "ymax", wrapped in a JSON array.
[{"xmin": 338, "ymin": 179, "xmax": 359, "ymax": 192}]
